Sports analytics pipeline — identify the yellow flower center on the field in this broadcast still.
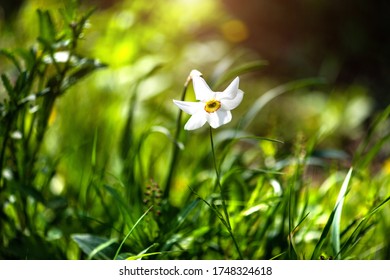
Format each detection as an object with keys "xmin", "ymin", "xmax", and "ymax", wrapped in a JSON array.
[{"xmin": 204, "ymin": 99, "xmax": 221, "ymax": 113}]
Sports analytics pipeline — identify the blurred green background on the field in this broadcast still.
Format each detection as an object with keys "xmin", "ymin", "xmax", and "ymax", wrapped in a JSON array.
[
  {"xmin": 1, "ymin": 0, "xmax": 389, "ymax": 260},
  {"xmin": 2, "ymin": 0, "xmax": 388, "ymax": 148}
]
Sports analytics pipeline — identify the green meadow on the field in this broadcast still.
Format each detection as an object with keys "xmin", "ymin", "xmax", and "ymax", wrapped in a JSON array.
[{"xmin": 1, "ymin": 0, "xmax": 389, "ymax": 260}]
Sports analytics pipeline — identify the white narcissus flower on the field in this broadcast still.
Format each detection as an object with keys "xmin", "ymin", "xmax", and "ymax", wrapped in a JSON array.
[{"xmin": 173, "ymin": 70, "xmax": 244, "ymax": 130}]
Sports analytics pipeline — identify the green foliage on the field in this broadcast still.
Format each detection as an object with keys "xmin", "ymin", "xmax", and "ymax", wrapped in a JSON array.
[
  {"xmin": 1, "ymin": 1, "xmax": 389, "ymax": 260},
  {"xmin": 0, "ymin": 7, "xmax": 105, "ymax": 259}
]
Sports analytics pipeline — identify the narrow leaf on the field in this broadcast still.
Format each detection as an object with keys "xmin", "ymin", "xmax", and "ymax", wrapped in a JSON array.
[
  {"xmin": 188, "ymin": 187, "xmax": 227, "ymax": 227},
  {"xmin": 113, "ymin": 206, "xmax": 153, "ymax": 260},
  {"xmin": 0, "ymin": 49, "xmax": 22, "ymax": 72},
  {"xmin": 331, "ymin": 168, "xmax": 353, "ymax": 259},
  {"xmin": 311, "ymin": 168, "xmax": 353, "ymax": 260},
  {"xmin": 72, "ymin": 234, "xmax": 117, "ymax": 260},
  {"xmin": 213, "ymin": 60, "xmax": 268, "ymax": 89},
  {"xmin": 126, "ymin": 243, "xmax": 160, "ymax": 260},
  {"xmin": 37, "ymin": 10, "xmax": 57, "ymax": 42},
  {"xmin": 61, "ymin": 58, "xmax": 107, "ymax": 91},
  {"xmin": 337, "ymin": 195, "xmax": 390, "ymax": 258},
  {"xmin": 88, "ymin": 238, "xmax": 117, "ymax": 260},
  {"xmin": 1, "ymin": 74, "xmax": 15, "ymax": 97},
  {"xmin": 241, "ymin": 78, "xmax": 326, "ymax": 129}
]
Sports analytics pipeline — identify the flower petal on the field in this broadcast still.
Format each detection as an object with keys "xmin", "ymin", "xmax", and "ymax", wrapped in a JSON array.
[
  {"xmin": 184, "ymin": 111, "xmax": 207, "ymax": 130},
  {"xmin": 206, "ymin": 109, "xmax": 232, "ymax": 128},
  {"xmin": 189, "ymin": 69, "xmax": 202, "ymax": 79},
  {"xmin": 173, "ymin": 100, "xmax": 203, "ymax": 115},
  {"xmin": 219, "ymin": 77, "xmax": 240, "ymax": 99},
  {"xmin": 218, "ymin": 77, "xmax": 244, "ymax": 110},
  {"xmin": 192, "ymin": 75, "xmax": 215, "ymax": 101},
  {"xmin": 220, "ymin": 89, "xmax": 244, "ymax": 110},
  {"xmin": 185, "ymin": 69, "xmax": 203, "ymax": 86}
]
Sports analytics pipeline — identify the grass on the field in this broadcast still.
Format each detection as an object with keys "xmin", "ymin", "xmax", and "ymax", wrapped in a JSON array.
[{"xmin": 1, "ymin": 3, "xmax": 389, "ymax": 260}]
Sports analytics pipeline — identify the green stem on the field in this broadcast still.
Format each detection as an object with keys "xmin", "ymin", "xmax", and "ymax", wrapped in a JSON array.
[
  {"xmin": 163, "ymin": 84, "xmax": 188, "ymax": 200},
  {"xmin": 0, "ymin": 116, "xmax": 12, "ymax": 183},
  {"xmin": 209, "ymin": 126, "xmax": 243, "ymax": 259},
  {"xmin": 114, "ymin": 205, "xmax": 153, "ymax": 260}
]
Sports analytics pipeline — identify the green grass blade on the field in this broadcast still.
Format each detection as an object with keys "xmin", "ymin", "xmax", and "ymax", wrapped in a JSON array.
[
  {"xmin": 289, "ymin": 212, "xmax": 310, "ymax": 259},
  {"xmin": 337, "ymin": 195, "xmax": 390, "ymax": 258},
  {"xmin": 270, "ymin": 251, "xmax": 287, "ymax": 260},
  {"xmin": 91, "ymin": 127, "xmax": 98, "ymax": 168},
  {"xmin": 150, "ymin": 126, "xmax": 184, "ymax": 150},
  {"xmin": 103, "ymin": 184, "xmax": 134, "ymax": 225},
  {"xmin": 71, "ymin": 234, "xmax": 117, "ymax": 260},
  {"xmin": 0, "ymin": 49, "xmax": 22, "ymax": 72},
  {"xmin": 241, "ymin": 77, "xmax": 326, "ymax": 129},
  {"xmin": 1, "ymin": 74, "xmax": 15, "ymax": 98},
  {"xmin": 353, "ymin": 104, "xmax": 390, "ymax": 170},
  {"xmin": 311, "ymin": 168, "xmax": 353, "ymax": 260},
  {"xmin": 311, "ymin": 209, "xmax": 337, "ymax": 259},
  {"xmin": 125, "ymin": 243, "xmax": 160, "ymax": 260},
  {"xmin": 126, "ymin": 252, "xmax": 162, "ymax": 260},
  {"xmin": 172, "ymin": 198, "xmax": 200, "ymax": 230},
  {"xmin": 37, "ymin": 10, "xmax": 57, "ymax": 43},
  {"xmin": 88, "ymin": 238, "xmax": 117, "ymax": 260},
  {"xmin": 113, "ymin": 206, "xmax": 153, "ymax": 260},
  {"xmin": 188, "ymin": 187, "xmax": 226, "ymax": 226},
  {"xmin": 213, "ymin": 60, "xmax": 268, "ymax": 89},
  {"xmin": 331, "ymin": 167, "xmax": 353, "ymax": 259},
  {"xmin": 356, "ymin": 132, "xmax": 390, "ymax": 170}
]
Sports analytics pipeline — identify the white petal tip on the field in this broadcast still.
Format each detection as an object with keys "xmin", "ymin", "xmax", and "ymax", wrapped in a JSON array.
[
  {"xmin": 190, "ymin": 69, "xmax": 203, "ymax": 78},
  {"xmin": 185, "ymin": 70, "xmax": 203, "ymax": 86}
]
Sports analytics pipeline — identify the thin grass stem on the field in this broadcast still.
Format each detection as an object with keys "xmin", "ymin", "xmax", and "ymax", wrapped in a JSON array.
[
  {"xmin": 113, "ymin": 206, "xmax": 153, "ymax": 260},
  {"xmin": 164, "ymin": 83, "xmax": 188, "ymax": 200},
  {"xmin": 209, "ymin": 126, "xmax": 243, "ymax": 259}
]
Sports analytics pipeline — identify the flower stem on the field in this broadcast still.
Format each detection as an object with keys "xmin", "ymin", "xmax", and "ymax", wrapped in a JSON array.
[
  {"xmin": 164, "ymin": 83, "xmax": 188, "ymax": 200},
  {"xmin": 209, "ymin": 126, "xmax": 243, "ymax": 259}
]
